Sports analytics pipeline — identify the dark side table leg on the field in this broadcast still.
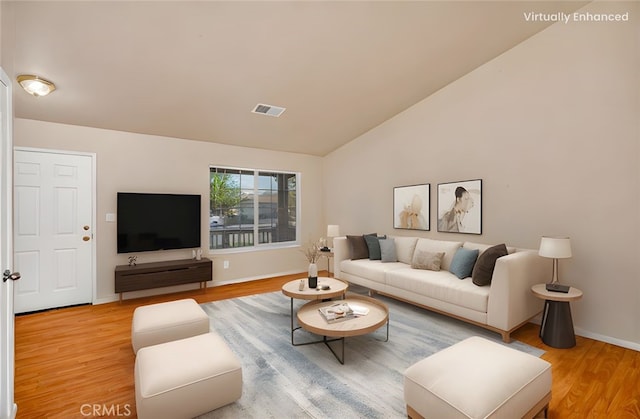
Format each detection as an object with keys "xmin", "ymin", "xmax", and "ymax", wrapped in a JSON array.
[{"xmin": 540, "ymin": 300, "xmax": 576, "ymax": 349}]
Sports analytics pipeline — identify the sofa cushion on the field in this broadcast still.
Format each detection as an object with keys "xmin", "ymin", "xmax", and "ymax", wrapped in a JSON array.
[
  {"xmin": 411, "ymin": 250, "xmax": 444, "ymax": 271},
  {"xmin": 449, "ymin": 248, "xmax": 479, "ymax": 279},
  {"xmin": 386, "ymin": 268, "xmax": 489, "ymax": 313},
  {"xmin": 364, "ymin": 234, "xmax": 384, "ymax": 260},
  {"xmin": 393, "ymin": 236, "xmax": 419, "ymax": 264},
  {"xmin": 379, "ymin": 239, "xmax": 398, "ymax": 262},
  {"xmin": 472, "ymin": 243, "xmax": 508, "ymax": 286},
  {"xmin": 414, "ymin": 238, "xmax": 463, "ymax": 271},
  {"xmin": 340, "ymin": 259, "xmax": 404, "ymax": 284},
  {"xmin": 347, "ymin": 234, "xmax": 376, "ymax": 260}
]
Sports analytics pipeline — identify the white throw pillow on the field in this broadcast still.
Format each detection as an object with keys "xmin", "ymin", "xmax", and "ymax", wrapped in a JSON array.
[{"xmin": 391, "ymin": 236, "xmax": 419, "ymax": 264}]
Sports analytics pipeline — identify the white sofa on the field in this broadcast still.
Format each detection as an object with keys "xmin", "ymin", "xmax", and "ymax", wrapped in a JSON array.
[{"xmin": 333, "ymin": 235, "xmax": 550, "ymax": 342}]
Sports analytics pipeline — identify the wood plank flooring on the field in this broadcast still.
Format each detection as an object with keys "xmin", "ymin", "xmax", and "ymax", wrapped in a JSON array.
[{"xmin": 13, "ymin": 272, "xmax": 640, "ymax": 418}]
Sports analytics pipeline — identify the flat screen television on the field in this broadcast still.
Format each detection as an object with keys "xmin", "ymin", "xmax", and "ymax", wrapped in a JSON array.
[{"xmin": 117, "ymin": 192, "xmax": 201, "ymax": 254}]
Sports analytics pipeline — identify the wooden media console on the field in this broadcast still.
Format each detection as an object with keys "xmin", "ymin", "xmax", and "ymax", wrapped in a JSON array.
[{"xmin": 115, "ymin": 258, "xmax": 212, "ymax": 301}]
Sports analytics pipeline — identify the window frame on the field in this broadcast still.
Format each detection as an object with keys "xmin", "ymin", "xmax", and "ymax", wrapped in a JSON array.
[{"xmin": 208, "ymin": 165, "xmax": 301, "ymax": 254}]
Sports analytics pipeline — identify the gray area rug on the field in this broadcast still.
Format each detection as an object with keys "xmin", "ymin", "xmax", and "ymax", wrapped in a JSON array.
[{"xmin": 197, "ymin": 289, "xmax": 544, "ymax": 418}]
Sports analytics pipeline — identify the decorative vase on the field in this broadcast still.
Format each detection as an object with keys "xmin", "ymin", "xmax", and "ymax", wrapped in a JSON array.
[{"xmin": 308, "ymin": 263, "xmax": 318, "ymax": 288}]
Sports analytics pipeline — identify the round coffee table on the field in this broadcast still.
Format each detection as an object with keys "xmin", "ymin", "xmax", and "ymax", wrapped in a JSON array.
[
  {"xmin": 281, "ymin": 276, "xmax": 348, "ymax": 300},
  {"xmin": 281, "ymin": 277, "xmax": 348, "ymax": 345},
  {"xmin": 296, "ymin": 295, "xmax": 389, "ymax": 364}
]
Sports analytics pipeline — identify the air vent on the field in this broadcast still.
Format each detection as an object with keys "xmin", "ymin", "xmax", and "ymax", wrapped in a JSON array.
[{"xmin": 252, "ymin": 103, "xmax": 286, "ymax": 117}]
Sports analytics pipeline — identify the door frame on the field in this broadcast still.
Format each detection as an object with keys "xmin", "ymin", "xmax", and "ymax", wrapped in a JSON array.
[
  {"xmin": 1, "ymin": 66, "xmax": 17, "ymax": 419},
  {"xmin": 14, "ymin": 146, "xmax": 97, "ymax": 306}
]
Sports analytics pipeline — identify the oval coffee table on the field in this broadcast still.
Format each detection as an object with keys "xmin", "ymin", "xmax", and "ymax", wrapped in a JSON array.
[
  {"xmin": 281, "ymin": 277, "xmax": 348, "ymax": 346},
  {"xmin": 296, "ymin": 294, "xmax": 389, "ymax": 364}
]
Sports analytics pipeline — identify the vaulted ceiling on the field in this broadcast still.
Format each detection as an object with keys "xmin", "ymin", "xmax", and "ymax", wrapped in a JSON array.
[{"xmin": 6, "ymin": 1, "xmax": 587, "ymax": 156}]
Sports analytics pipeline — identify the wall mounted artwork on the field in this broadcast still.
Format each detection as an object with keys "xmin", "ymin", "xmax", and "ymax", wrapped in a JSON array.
[
  {"xmin": 393, "ymin": 184, "xmax": 430, "ymax": 231},
  {"xmin": 437, "ymin": 179, "xmax": 482, "ymax": 234}
]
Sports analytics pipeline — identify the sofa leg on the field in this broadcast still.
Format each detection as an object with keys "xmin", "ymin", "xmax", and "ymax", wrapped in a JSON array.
[
  {"xmin": 406, "ymin": 405, "xmax": 424, "ymax": 419},
  {"xmin": 501, "ymin": 331, "xmax": 512, "ymax": 343},
  {"xmin": 533, "ymin": 404, "xmax": 549, "ymax": 418}
]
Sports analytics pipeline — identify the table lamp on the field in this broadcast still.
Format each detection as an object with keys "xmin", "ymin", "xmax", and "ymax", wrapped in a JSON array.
[
  {"xmin": 326, "ymin": 225, "xmax": 340, "ymax": 251},
  {"xmin": 538, "ymin": 236, "xmax": 572, "ymax": 284}
]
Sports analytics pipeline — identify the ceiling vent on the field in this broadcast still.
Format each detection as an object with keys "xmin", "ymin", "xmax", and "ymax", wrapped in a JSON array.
[{"xmin": 252, "ymin": 103, "xmax": 286, "ymax": 117}]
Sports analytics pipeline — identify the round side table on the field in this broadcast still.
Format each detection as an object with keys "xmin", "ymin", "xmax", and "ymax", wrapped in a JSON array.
[{"xmin": 531, "ymin": 283, "xmax": 583, "ymax": 349}]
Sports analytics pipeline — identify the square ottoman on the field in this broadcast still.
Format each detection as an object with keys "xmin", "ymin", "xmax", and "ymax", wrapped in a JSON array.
[
  {"xmin": 135, "ymin": 332, "xmax": 243, "ymax": 419},
  {"xmin": 131, "ymin": 298, "xmax": 209, "ymax": 354},
  {"xmin": 404, "ymin": 336, "xmax": 552, "ymax": 419}
]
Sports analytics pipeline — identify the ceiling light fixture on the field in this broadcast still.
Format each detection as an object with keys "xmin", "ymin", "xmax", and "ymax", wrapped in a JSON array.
[{"xmin": 17, "ymin": 74, "xmax": 56, "ymax": 97}]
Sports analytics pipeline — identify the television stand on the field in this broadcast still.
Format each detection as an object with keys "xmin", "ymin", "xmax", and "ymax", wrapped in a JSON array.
[{"xmin": 115, "ymin": 258, "xmax": 212, "ymax": 301}]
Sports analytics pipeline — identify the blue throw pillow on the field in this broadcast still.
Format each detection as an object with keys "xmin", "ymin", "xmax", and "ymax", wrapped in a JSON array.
[
  {"xmin": 379, "ymin": 239, "xmax": 398, "ymax": 263},
  {"xmin": 449, "ymin": 247, "xmax": 479, "ymax": 279}
]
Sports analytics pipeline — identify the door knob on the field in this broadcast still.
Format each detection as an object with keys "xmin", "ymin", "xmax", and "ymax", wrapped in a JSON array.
[
  {"xmin": 3, "ymin": 270, "xmax": 21, "ymax": 283},
  {"xmin": 82, "ymin": 236, "xmax": 91, "ymax": 241}
]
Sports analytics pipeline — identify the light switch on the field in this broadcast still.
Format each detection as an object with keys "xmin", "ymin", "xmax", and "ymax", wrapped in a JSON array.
[{"xmin": 106, "ymin": 213, "xmax": 116, "ymax": 222}]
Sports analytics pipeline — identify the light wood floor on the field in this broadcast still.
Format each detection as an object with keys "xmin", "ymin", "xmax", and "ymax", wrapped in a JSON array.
[{"xmin": 14, "ymin": 272, "xmax": 640, "ymax": 418}]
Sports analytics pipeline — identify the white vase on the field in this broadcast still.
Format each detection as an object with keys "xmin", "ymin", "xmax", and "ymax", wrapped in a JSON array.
[{"xmin": 308, "ymin": 263, "xmax": 318, "ymax": 288}]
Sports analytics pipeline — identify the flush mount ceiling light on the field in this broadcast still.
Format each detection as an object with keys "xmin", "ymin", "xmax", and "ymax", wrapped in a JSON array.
[{"xmin": 17, "ymin": 74, "xmax": 56, "ymax": 97}]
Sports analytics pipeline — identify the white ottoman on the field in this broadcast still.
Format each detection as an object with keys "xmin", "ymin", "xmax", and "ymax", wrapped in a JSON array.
[
  {"xmin": 131, "ymin": 298, "xmax": 209, "ymax": 354},
  {"xmin": 135, "ymin": 332, "xmax": 243, "ymax": 419},
  {"xmin": 404, "ymin": 336, "xmax": 552, "ymax": 419}
]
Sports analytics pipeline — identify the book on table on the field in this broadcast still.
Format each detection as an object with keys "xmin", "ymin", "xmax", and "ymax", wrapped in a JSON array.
[{"xmin": 318, "ymin": 302, "xmax": 370, "ymax": 323}]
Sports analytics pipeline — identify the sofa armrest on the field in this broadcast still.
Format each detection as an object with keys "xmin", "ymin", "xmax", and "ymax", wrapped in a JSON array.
[
  {"xmin": 332, "ymin": 237, "xmax": 349, "ymax": 279},
  {"xmin": 487, "ymin": 250, "xmax": 551, "ymax": 331}
]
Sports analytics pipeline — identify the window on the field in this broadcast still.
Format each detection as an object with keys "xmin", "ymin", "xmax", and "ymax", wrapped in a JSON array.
[{"xmin": 209, "ymin": 167, "xmax": 298, "ymax": 250}]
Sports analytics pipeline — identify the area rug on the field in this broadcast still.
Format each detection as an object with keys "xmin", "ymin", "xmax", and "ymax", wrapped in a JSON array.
[{"xmin": 197, "ymin": 290, "xmax": 544, "ymax": 418}]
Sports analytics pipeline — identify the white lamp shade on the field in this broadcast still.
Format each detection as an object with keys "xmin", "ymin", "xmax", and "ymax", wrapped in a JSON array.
[
  {"xmin": 539, "ymin": 236, "xmax": 572, "ymax": 259},
  {"xmin": 327, "ymin": 225, "xmax": 340, "ymax": 237}
]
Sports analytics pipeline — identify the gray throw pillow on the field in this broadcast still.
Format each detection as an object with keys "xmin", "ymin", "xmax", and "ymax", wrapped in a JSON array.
[
  {"xmin": 472, "ymin": 243, "xmax": 508, "ymax": 286},
  {"xmin": 449, "ymin": 247, "xmax": 479, "ymax": 279},
  {"xmin": 379, "ymin": 239, "xmax": 398, "ymax": 263},
  {"xmin": 364, "ymin": 234, "xmax": 382, "ymax": 260},
  {"xmin": 411, "ymin": 250, "xmax": 444, "ymax": 271}
]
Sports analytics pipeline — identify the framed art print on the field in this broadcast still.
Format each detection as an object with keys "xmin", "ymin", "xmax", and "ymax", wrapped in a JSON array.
[
  {"xmin": 437, "ymin": 179, "xmax": 482, "ymax": 234},
  {"xmin": 393, "ymin": 184, "xmax": 430, "ymax": 231}
]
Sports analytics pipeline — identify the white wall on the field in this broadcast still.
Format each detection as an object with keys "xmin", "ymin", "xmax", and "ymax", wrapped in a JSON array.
[
  {"xmin": 0, "ymin": 1, "xmax": 15, "ymax": 77},
  {"xmin": 14, "ymin": 119, "xmax": 324, "ymax": 302},
  {"xmin": 324, "ymin": 2, "xmax": 640, "ymax": 348}
]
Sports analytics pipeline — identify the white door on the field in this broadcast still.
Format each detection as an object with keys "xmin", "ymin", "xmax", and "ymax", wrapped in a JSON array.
[
  {"xmin": 0, "ymin": 68, "xmax": 18, "ymax": 418},
  {"xmin": 13, "ymin": 149, "xmax": 94, "ymax": 313}
]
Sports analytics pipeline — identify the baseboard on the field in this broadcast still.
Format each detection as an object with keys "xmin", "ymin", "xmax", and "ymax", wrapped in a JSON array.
[
  {"xmin": 529, "ymin": 317, "xmax": 640, "ymax": 352},
  {"xmin": 93, "ymin": 296, "xmax": 120, "ymax": 305},
  {"xmin": 212, "ymin": 269, "xmax": 303, "ymax": 286},
  {"xmin": 573, "ymin": 327, "xmax": 640, "ymax": 352}
]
